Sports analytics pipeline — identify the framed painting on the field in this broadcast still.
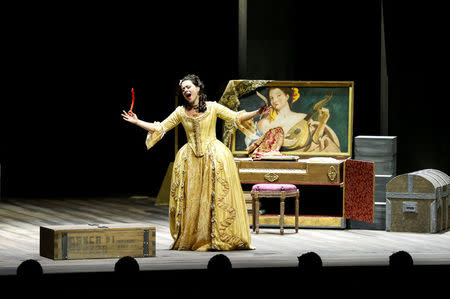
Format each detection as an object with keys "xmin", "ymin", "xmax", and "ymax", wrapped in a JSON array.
[{"xmin": 219, "ymin": 80, "xmax": 354, "ymax": 157}]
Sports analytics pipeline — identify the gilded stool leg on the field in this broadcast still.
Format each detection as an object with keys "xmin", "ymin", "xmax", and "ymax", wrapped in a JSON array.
[
  {"xmin": 251, "ymin": 191, "xmax": 256, "ymax": 232},
  {"xmin": 255, "ymin": 193, "xmax": 260, "ymax": 234},
  {"xmin": 280, "ymin": 191, "xmax": 285, "ymax": 235}
]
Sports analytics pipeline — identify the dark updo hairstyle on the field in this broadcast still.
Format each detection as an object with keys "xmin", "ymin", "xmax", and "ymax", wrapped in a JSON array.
[
  {"xmin": 269, "ymin": 87, "xmax": 294, "ymax": 108},
  {"xmin": 179, "ymin": 74, "xmax": 207, "ymax": 112}
]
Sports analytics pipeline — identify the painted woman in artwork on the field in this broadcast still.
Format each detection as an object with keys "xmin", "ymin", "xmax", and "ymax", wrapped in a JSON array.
[
  {"xmin": 251, "ymin": 87, "xmax": 341, "ymax": 153},
  {"xmin": 122, "ymin": 74, "xmax": 269, "ymax": 251}
]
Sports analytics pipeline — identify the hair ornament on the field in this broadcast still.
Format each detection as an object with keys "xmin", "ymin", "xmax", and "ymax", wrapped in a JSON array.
[{"xmin": 291, "ymin": 88, "xmax": 300, "ymax": 104}]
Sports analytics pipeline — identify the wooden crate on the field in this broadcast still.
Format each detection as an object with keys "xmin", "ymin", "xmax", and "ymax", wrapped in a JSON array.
[
  {"xmin": 386, "ymin": 169, "xmax": 449, "ymax": 233},
  {"xmin": 40, "ymin": 223, "xmax": 155, "ymax": 260},
  {"xmin": 354, "ymin": 136, "xmax": 397, "ymax": 176},
  {"xmin": 348, "ymin": 202, "xmax": 386, "ymax": 230}
]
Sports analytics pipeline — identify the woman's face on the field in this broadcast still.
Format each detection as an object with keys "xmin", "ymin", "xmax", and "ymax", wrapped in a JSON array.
[
  {"xmin": 269, "ymin": 88, "xmax": 289, "ymax": 111},
  {"xmin": 181, "ymin": 80, "xmax": 200, "ymax": 104}
]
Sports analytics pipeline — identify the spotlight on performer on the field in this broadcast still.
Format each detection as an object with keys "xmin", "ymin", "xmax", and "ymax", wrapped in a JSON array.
[
  {"xmin": 207, "ymin": 254, "xmax": 232, "ymax": 272},
  {"xmin": 297, "ymin": 252, "xmax": 323, "ymax": 272}
]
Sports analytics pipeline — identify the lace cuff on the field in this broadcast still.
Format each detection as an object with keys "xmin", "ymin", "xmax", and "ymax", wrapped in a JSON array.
[
  {"xmin": 145, "ymin": 122, "xmax": 166, "ymax": 149},
  {"xmin": 234, "ymin": 110, "xmax": 257, "ymax": 137}
]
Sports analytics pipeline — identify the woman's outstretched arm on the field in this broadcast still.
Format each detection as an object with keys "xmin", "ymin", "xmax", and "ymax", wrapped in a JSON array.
[
  {"xmin": 239, "ymin": 105, "xmax": 270, "ymax": 122},
  {"xmin": 121, "ymin": 110, "xmax": 157, "ymax": 132}
]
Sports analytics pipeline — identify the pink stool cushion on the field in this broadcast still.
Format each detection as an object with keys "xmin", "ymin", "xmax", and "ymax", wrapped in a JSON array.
[{"xmin": 252, "ymin": 183, "xmax": 297, "ymax": 191}]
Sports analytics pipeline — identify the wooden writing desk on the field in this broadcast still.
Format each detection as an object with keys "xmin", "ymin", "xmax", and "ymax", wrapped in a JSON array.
[{"xmin": 235, "ymin": 158, "xmax": 374, "ymax": 229}]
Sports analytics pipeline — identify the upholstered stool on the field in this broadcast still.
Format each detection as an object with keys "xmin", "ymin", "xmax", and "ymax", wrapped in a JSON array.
[{"xmin": 251, "ymin": 183, "xmax": 299, "ymax": 234}]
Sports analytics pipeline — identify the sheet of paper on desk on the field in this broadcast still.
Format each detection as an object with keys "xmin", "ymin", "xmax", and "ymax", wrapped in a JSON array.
[
  {"xmin": 303, "ymin": 157, "xmax": 343, "ymax": 163},
  {"xmin": 258, "ymin": 155, "xmax": 299, "ymax": 161},
  {"xmin": 234, "ymin": 156, "xmax": 299, "ymax": 161},
  {"xmin": 234, "ymin": 157, "xmax": 253, "ymax": 161}
]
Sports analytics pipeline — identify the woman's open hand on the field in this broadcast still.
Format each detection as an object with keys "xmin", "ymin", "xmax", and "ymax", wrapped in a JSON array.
[
  {"xmin": 257, "ymin": 105, "xmax": 270, "ymax": 116},
  {"xmin": 317, "ymin": 108, "xmax": 330, "ymax": 124},
  {"xmin": 122, "ymin": 110, "xmax": 139, "ymax": 124}
]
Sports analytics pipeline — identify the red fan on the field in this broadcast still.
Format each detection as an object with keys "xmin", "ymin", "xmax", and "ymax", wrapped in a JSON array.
[{"xmin": 128, "ymin": 88, "xmax": 135, "ymax": 115}]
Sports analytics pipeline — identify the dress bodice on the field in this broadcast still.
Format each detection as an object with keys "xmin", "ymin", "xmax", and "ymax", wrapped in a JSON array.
[{"xmin": 180, "ymin": 103, "xmax": 219, "ymax": 157}]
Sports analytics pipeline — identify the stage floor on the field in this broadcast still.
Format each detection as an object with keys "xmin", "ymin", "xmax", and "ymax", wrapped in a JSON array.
[{"xmin": 1, "ymin": 197, "xmax": 450, "ymax": 276}]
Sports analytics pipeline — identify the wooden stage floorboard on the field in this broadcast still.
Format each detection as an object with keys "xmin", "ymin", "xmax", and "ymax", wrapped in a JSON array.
[{"xmin": 1, "ymin": 197, "xmax": 450, "ymax": 276}]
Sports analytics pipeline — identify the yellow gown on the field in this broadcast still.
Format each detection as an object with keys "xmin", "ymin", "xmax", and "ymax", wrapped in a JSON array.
[{"xmin": 146, "ymin": 101, "xmax": 255, "ymax": 251}]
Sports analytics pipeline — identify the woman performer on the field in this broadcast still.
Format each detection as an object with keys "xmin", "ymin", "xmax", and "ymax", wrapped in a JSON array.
[{"xmin": 122, "ymin": 74, "xmax": 269, "ymax": 251}]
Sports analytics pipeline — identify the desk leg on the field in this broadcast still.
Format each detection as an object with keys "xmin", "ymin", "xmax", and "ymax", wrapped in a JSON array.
[{"xmin": 280, "ymin": 191, "xmax": 285, "ymax": 235}]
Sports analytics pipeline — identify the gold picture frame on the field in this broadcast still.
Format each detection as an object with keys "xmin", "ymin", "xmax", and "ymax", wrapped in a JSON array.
[{"xmin": 219, "ymin": 80, "xmax": 354, "ymax": 157}]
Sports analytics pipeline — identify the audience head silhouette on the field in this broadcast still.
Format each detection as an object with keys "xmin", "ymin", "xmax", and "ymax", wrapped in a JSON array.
[
  {"xmin": 297, "ymin": 252, "xmax": 323, "ymax": 272},
  {"xmin": 389, "ymin": 250, "xmax": 413, "ymax": 271},
  {"xmin": 17, "ymin": 259, "xmax": 43, "ymax": 281},
  {"xmin": 207, "ymin": 254, "xmax": 232, "ymax": 271},
  {"xmin": 114, "ymin": 256, "xmax": 140, "ymax": 276}
]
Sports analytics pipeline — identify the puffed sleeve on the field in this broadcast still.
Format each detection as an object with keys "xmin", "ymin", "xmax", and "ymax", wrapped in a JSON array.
[
  {"xmin": 214, "ymin": 102, "xmax": 257, "ymax": 137},
  {"xmin": 145, "ymin": 107, "xmax": 182, "ymax": 149}
]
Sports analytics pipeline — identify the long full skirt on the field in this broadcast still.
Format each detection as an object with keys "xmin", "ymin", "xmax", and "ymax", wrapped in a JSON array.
[{"xmin": 168, "ymin": 140, "xmax": 252, "ymax": 251}]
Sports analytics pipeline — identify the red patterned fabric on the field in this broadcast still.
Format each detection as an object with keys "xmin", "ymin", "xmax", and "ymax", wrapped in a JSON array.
[
  {"xmin": 247, "ymin": 127, "xmax": 284, "ymax": 159},
  {"xmin": 344, "ymin": 159, "xmax": 375, "ymax": 222}
]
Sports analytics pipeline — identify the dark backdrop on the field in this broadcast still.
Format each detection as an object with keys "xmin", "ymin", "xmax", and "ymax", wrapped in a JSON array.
[{"xmin": 1, "ymin": 1, "xmax": 446, "ymax": 199}]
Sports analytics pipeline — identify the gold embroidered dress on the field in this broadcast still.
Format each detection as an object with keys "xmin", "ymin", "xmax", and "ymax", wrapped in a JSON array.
[{"xmin": 146, "ymin": 101, "xmax": 255, "ymax": 251}]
